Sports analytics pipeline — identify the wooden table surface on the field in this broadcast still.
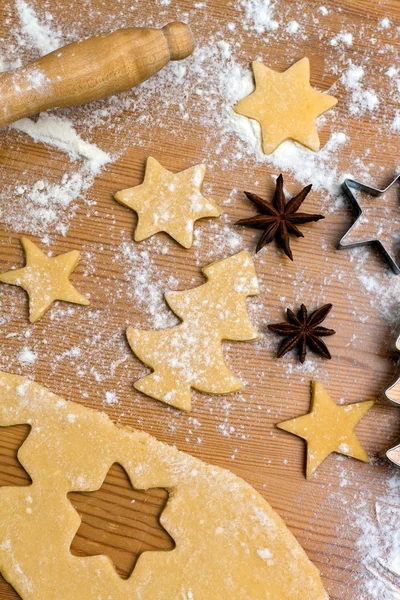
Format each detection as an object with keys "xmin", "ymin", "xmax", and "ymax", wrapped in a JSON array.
[{"xmin": 0, "ymin": 0, "xmax": 399, "ymax": 598}]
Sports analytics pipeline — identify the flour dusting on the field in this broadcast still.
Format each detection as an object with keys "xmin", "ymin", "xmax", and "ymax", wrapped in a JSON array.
[{"xmin": 15, "ymin": 0, "xmax": 62, "ymax": 55}]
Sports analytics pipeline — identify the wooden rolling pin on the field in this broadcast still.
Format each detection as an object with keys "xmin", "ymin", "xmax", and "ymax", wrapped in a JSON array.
[{"xmin": 0, "ymin": 22, "xmax": 194, "ymax": 127}]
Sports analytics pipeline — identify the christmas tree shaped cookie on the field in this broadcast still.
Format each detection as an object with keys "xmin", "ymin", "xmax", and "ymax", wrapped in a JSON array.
[
  {"xmin": 114, "ymin": 157, "xmax": 222, "ymax": 248},
  {"xmin": 127, "ymin": 251, "xmax": 259, "ymax": 411},
  {"xmin": 0, "ymin": 372, "xmax": 329, "ymax": 600},
  {"xmin": 234, "ymin": 58, "xmax": 337, "ymax": 154}
]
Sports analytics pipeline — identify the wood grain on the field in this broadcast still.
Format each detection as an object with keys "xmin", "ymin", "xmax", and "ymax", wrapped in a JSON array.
[
  {"xmin": 0, "ymin": 0, "xmax": 399, "ymax": 599},
  {"xmin": 69, "ymin": 464, "xmax": 174, "ymax": 579}
]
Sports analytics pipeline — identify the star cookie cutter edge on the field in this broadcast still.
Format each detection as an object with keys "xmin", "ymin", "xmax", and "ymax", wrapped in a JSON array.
[
  {"xmin": 338, "ymin": 174, "xmax": 400, "ymax": 275},
  {"xmin": 381, "ymin": 334, "xmax": 400, "ymax": 468}
]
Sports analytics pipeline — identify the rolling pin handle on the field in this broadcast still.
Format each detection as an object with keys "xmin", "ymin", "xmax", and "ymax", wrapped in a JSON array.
[{"xmin": 162, "ymin": 22, "xmax": 195, "ymax": 61}]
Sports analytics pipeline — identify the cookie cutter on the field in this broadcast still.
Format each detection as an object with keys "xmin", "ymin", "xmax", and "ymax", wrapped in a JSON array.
[
  {"xmin": 387, "ymin": 443, "xmax": 400, "ymax": 468},
  {"xmin": 380, "ymin": 334, "xmax": 400, "ymax": 468},
  {"xmin": 338, "ymin": 174, "xmax": 400, "ymax": 275}
]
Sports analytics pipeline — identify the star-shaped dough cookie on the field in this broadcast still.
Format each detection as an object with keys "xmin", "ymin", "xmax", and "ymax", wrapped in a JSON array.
[
  {"xmin": 234, "ymin": 58, "xmax": 338, "ymax": 154},
  {"xmin": 0, "ymin": 237, "xmax": 90, "ymax": 322},
  {"xmin": 114, "ymin": 157, "xmax": 222, "ymax": 248},
  {"xmin": 277, "ymin": 381, "xmax": 374, "ymax": 478}
]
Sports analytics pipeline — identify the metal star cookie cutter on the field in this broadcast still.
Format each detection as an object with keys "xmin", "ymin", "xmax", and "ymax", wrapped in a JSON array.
[
  {"xmin": 339, "ymin": 174, "xmax": 400, "ymax": 274},
  {"xmin": 381, "ymin": 334, "xmax": 400, "ymax": 468}
]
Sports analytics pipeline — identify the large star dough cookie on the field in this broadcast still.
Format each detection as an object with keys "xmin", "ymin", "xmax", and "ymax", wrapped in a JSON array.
[
  {"xmin": 234, "ymin": 58, "xmax": 338, "ymax": 154},
  {"xmin": 0, "ymin": 372, "xmax": 328, "ymax": 600},
  {"xmin": 278, "ymin": 381, "xmax": 374, "ymax": 479},
  {"xmin": 0, "ymin": 237, "xmax": 89, "ymax": 322},
  {"xmin": 114, "ymin": 157, "xmax": 222, "ymax": 248},
  {"xmin": 127, "ymin": 251, "xmax": 259, "ymax": 412}
]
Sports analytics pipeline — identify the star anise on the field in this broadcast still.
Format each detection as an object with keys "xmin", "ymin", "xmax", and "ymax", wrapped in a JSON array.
[
  {"xmin": 268, "ymin": 303, "xmax": 335, "ymax": 363},
  {"xmin": 235, "ymin": 174, "xmax": 324, "ymax": 259}
]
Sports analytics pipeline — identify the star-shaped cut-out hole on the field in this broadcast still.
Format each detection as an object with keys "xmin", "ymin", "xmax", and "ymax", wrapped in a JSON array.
[
  {"xmin": 0, "ymin": 425, "xmax": 32, "ymax": 488},
  {"xmin": 68, "ymin": 463, "xmax": 175, "ymax": 579}
]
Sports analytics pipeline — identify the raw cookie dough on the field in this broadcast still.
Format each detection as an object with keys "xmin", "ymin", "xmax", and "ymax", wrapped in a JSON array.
[
  {"xmin": 0, "ymin": 237, "xmax": 89, "ymax": 322},
  {"xmin": 0, "ymin": 372, "xmax": 329, "ymax": 600},
  {"xmin": 114, "ymin": 156, "xmax": 222, "ymax": 248},
  {"xmin": 234, "ymin": 58, "xmax": 338, "ymax": 155},
  {"xmin": 127, "ymin": 251, "xmax": 259, "ymax": 412},
  {"xmin": 278, "ymin": 380, "xmax": 374, "ymax": 479}
]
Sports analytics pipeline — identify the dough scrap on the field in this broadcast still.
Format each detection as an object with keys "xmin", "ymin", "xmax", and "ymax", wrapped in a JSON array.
[
  {"xmin": 0, "ymin": 372, "xmax": 329, "ymax": 600},
  {"xmin": 277, "ymin": 380, "xmax": 374, "ymax": 478},
  {"xmin": 234, "ymin": 57, "xmax": 338, "ymax": 155},
  {"xmin": 114, "ymin": 156, "xmax": 222, "ymax": 248},
  {"xmin": 127, "ymin": 251, "xmax": 259, "ymax": 412},
  {"xmin": 0, "ymin": 237, "xmax": 89, "ymax": 322}
]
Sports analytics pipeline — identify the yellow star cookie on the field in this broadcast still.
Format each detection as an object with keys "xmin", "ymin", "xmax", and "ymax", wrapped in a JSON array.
[
  {"xmin": 234, "ymin": 57, "xmax": 338, "ymax": 154},
  {"xmin": 277, "ymin": 381, "xmax": 374, "ymax": 478},
  {"xmin": 0, "ymin": 237, "xmax": 89, "ymax": 323},
  {"xmin": 114, "ymin": 157, "xmax": 222, "ymax": 248}
]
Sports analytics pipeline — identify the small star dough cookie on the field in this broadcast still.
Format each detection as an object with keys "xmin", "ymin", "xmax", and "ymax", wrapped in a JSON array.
[
  {"xmin": 0, "ymin": 372, "xmax": 329, "ymax": 600},
  {"xmin": 0, "ymin": 237, "xmax": 89, "ymax": 322},
  {"xmin": 114, "ymin": 157, "xmax": 222, "ymax": 248},
  {"xmin": 127, "ymin": 251, "xmax": 259, "ymax": 412},
  {"xmin": 234, "ymin": 58, "xmax": 338, "ymax": 154},
  {"xmin": 278, "ymin": 381, "xmax": 374, "ymax": 479}
]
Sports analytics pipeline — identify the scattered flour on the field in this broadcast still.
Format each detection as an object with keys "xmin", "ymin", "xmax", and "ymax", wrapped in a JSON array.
[
  {"xmin": 341, "ymin": 62, "xmax": 380, "ymax": 116},
  {"xmin": 330, "ymin": 32, "xmax": 353, "ymax": 47},
  {"xmin": 115, "ymin": 240, "xmax": 180, "ymax": 329},
  {"xmin": 355, "ymin": 474, "xmax": 400, "ymax": 600},
  {"xmin": 379, "ymin": 18, "xmax": 391, "ymax": 30},
  {"xmin": 12, "ymin": 113, "xmax": 111, "ymax": 173},
  {"xmin": 386, "ymin": 67, "xmax": 398, "ymax": 79},
  {"xmin": 391, "ymin": 112, "xmax": 400, "ymax": 132},
  {"xmin": 17, "ymin": 347, "xmax": 37, "ymax": 365},
  {"xmin": 349, "ymin": 247, "xmax": 400, "ymax": 325},
  {"xmin": 3, "ymin": 113, "xmax": 112, "ymax": 236},
  {"xmin": 0, "ymin": 53, "xmax": 22, "ymax": 72},
  {"xmin": 104, "ymin": 391, "xmax": 118, "ymax": 405},
  {"xmin": 15, "ymin": 0, "xmax": 62, "ymax": 55},
  {"xmin": 235, "ymin": 0, "xmax": 279, "ymax": 33},
  {"xmin": 286, "ymin": 20, "xmax": 300, "ymax": 35}
]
